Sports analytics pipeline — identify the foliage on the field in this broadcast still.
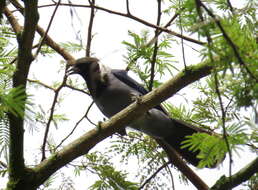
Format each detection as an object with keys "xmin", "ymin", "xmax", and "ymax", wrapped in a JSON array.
[
  {"xmin": 0, "ymin": 25, "xmax": 17, "ymax": 174},
  {"xmin": 0, "ymin": 25, "xmax": 33, "ymax": 178},
  {"xmin": 123, "ymin": 30, "xmax": 177, "ymax": 89},
  {"xmin": 82, "ymin": 151, "xmax": 139, "ymax": 190}
]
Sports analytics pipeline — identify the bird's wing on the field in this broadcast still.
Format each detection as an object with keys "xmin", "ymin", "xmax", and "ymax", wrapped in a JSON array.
[
  {"xmin": 111, "ymin": 69, "xmax": 167, "ymax": 114},
  {"xmin": 111, "ymin": 69, "xmax": 148, "ymax": 95}
]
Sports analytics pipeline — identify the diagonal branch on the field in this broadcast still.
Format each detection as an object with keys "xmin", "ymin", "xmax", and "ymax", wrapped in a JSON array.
[
  {"xmin": 9, "ymin": 0, "xmax": 74, "ymax": 61},
  {"xmin": 139, "ymin": 161, "xmax": 171, "ymax": 189},
  {"xmin": 156, "ymin": 140, "xmax": 209, "ymax": 190},
  {"xmin": 3, "ymin": 7, "xmax": 22, "ymax": 34},
  {"xmin": 33, "ymin": 59, "xmax": 214, "ymax": 187},
  {"xmin": 34, "ymin": 0, "xmax": 62, "ymax": 58},
  {"xmin": 41, "ymin": 73, "xmax": 68, "ymax": 161}
]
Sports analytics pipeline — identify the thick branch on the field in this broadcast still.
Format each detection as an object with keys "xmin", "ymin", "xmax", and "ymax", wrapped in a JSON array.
[
  {"xmin": 7, "ymin": 0, "xmax": 39, "ymax": 183},
  {"xmin": 211, "ymin": 157, "xmax": 258, "ymax": 190},
  {"xmin": 33, "ymin": 59, "xmax": 214, "ymax": 186},
  {"xmin": 157, "ymin": 140, "xmax": 209, "ymax": 190},
  {"xmin": 3, "ymin": 7, "xmax": 22, "ymax": 34}
]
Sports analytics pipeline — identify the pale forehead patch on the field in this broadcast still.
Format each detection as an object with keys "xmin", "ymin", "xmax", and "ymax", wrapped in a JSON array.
[{"xmin": 99, "ymin": 63, "xmax": 110, "ymax": 77}]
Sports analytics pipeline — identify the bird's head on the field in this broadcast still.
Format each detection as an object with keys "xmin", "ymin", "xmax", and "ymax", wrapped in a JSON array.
[
  {"xmin": 67, "ymin": 57, "xmax": 100, "ymax": 79},
  {"xmin": 67, "ymin": 57, "xmax": 110, "ymax": 95}
]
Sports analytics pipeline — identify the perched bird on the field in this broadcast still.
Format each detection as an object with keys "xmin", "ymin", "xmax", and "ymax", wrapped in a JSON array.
[{"xmin": 68, "ymin": 57, "xmax": 215, "ymax": 167}]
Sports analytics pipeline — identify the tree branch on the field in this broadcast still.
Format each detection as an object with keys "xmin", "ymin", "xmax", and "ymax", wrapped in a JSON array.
[
  {"xmin": 211, "ymin": 157, "xmax": 258, "ymax": 190},
  {"xmin": 33, "ymin": 59, "xmax": 214, "ymax": 187},
  {"xmin": 55, "ymin": 101, "xmax": 95, "ymax": 150},
  {"xmin": 148, "ymin": 0, "xmax": 162, "ymax": 91},
  {"xmin": 34, "ymin": 0, "xmax": 62, "ymax": 59},
  {"xmin": 199, "ymin": 1, "xmax": 258, "ymax": 82},
  {"xmin": 3, "ymin": 7, "xmax": 22, "ymax": 34},
  {"xmin": 41, "ymin": 71, "xmax": 68, "ymax": 161},
  {"xmin": 139, "ymin": 161, "xmax": 171, "ymax": 189},
  {"xmin": 156, "ymin": 140, "xmax": 209, "ymax": 190},
  {"xmin": 28, "ymin": 79, "xmax": 55, "ymax": 91},
  {"xmin": 85, "ymin": 0, "xmax": 95, "ymax": 57},
  {"xmin": 9, "ymin": 0, "xmax": 74, "ymax": 61},
  {"xmin": 7, "ymin": 0, "xmax": 39, "ymax": 184},
  {"xmin": 35, "ymin": 3, "xmax": 205, "ymax": 45}
]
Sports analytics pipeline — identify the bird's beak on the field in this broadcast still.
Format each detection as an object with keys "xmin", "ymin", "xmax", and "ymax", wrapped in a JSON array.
[{"xmin": 66, "ymin": 65, "xmax": 79, "ymax": 76}]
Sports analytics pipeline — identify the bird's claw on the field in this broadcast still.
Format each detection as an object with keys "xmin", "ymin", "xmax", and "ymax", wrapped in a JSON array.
[
  {"xmin": 131, "ymin": 94, "xmax": 142, "ymax": 104},
  {"xmin": 97, "ymin": 121, "xmax": 102, "ymax": 132}
]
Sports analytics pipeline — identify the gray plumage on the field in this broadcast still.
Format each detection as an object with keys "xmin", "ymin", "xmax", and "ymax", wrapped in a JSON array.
[{"xmin": 68, "ymin": 57, "xmax": 214, "ymax": 167}]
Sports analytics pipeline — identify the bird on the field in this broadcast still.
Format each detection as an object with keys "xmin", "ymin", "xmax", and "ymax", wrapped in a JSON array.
[{"xmin": 68, "ymin": 57, "xmax": 217, "ymax": 167}]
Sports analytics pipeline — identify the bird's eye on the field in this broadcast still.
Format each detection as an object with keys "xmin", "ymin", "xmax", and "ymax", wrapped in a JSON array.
[{"xmin": 93, "ymin": 64, "xmax": 100, "ymax": 73}]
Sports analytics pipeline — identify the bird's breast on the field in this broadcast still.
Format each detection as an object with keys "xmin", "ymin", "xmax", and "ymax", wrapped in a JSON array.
[{"xmin": 93, "ymin": 82, "xmax": 136, "ymax": 118}]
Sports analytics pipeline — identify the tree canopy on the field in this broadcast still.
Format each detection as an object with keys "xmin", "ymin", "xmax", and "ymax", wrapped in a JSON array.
[{"xmin": 0, "ymin": 0, "xmax": 257, "ymax": 189}]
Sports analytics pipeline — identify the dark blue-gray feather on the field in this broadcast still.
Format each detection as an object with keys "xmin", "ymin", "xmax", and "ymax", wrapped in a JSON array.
[{"xmin": 111, "ymin": 69, "xmax": 167, "ymax": 115}]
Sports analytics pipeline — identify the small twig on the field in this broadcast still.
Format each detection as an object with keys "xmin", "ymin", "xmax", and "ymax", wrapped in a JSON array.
[
  {"xmin": 35, "ymin": 3, "xmax": 205, "ymax": 45},
  {"xmin": 146, "ymin": 10, "xmax": 180, "ymax": 48},
  {"xmin": 29, "ymin": 78, "xmax": 90, "ymax": 95},
  {"xmin": 178, "ymin": 0, "xmax": 187, "ymax": 69},
  {"xmin": 55, "ymin": 101, "xmax": 95, "ymax": 149},
  {"xmin": 0, "ymin": 160, "xmax": 7, "ymax": 168},
  {"xmin": 224, "ymin": 96, "xmax": 234, "ymax": 114},
  {"xmin": 41, "ymin": 66, "xmax": 69, "ymax": 161},
  {"xmin": 195, "ymin": 0, "xmax": 233, "ymax": 176},
  {"xmin": 148, "ymin": 0, "xmax": 162, "ymax": 91},
  {"xmin": 127, "ymin": 10, "xmax": 180, "ymax": 72},
  {"xmin": 226, "ymin": 0, "xmax": 234, "ymax": 13},
  {"xmin": 34, "ymin": 0, "xmax": 62, "ymax": 59},
  {"xmin": 64, "ymin": 84, "xmax": 90, "ymax": 96},
  {"xmin": 10, "ymin": 0, "xmax": 74, "ymax": 61},
  {"xmin": 139, "ymin": 161, "xmax": 171, "ymax": 189},
  {"xmin": 28, "ymin": 79, "xmax": 55, "ymax": 91},
  {"xmin": 166, "ymin": 164, "xmax": 175, "ymax": 190},
  {"xmin": 84, "ymin": 101, "xmax": 98, "ymax": 127},
  {"xmin": 199, "ymin": 1, "xmax": 258, "ymax": 82},
  {"xmin": 214, "ymin": 72, "xmax": 233, "ymax": 178},
  {"xmin": 86, "ymin": 0, "xmax": 95, "ymax": 57},
  {"xmin": 126, "ymin": 0, "xmax": 131, "ymax": 15}
]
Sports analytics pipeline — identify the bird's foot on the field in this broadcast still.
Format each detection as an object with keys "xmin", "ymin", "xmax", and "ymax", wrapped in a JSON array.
[
  {"xmin": 131, "ymin": 93, "xmax": 142, "ymax": 104},
  {"xmin": 97, "ymin": 121, "xmax": 103, "ymax": 132}
]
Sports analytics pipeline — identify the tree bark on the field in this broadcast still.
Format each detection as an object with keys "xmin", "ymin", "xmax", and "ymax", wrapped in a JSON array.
[{"xmin": 6, "ymin": 0, "xmax": 39, "ymax": 189}]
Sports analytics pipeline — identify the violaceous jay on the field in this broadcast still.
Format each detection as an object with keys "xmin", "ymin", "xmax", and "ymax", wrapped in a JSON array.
[{"xmin": 68, "ymin": 57, "xmax": 215, "ymax": 167}]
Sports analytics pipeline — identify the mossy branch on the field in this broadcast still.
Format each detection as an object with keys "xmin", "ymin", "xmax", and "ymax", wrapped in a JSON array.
[{"xmin": 210, "ymin": 157, "xmax": 258, "ymax": 190}]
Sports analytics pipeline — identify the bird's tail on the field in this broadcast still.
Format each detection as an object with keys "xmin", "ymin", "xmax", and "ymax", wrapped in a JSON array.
[{"xmin": 164, "ymin": 119, "xmax": 217, "ymax": 167}]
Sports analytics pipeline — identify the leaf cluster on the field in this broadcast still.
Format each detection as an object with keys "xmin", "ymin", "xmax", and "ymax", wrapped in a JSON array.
[
  {"xmin": 81, "ymin": 151, "xmax": 139, "ymax": 190},
  {"xmin": 123, "ymin": 30, "xmax": 177, "ymax": 89}
]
